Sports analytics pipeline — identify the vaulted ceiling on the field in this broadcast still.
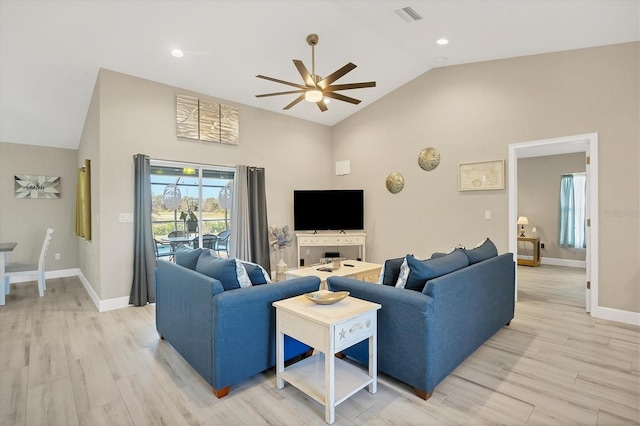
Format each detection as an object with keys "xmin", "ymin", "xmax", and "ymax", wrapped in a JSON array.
[{"xmin": 1, "ymin": 0, "xmax": 638, "ymax": 149}]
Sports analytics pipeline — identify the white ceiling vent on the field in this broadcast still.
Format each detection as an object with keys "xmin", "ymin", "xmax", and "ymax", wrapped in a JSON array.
[{"xmin": 394, "ymin": 6, "xmax": 423, "ymax": 22}]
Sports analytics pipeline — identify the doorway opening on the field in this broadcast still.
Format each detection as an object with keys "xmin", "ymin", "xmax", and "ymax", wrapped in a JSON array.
[{"xmin": 508, "ymin": 133, "xmax": 598, "ymax": 314}]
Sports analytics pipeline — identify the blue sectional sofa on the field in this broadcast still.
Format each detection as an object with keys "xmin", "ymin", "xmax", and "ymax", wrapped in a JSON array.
[
  {"xmin": 155, "ymin": 249, "xmax": 321, "ymax": 397},
  {"xmin": 327, "ymin": 241, "xmax": 515, "ymax": 400}
]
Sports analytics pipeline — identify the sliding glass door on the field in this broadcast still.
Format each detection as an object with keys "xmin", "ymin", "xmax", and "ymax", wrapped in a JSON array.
[{"xmin": 150, "ymin": 161, "xmax": 234, "ymax": 255}]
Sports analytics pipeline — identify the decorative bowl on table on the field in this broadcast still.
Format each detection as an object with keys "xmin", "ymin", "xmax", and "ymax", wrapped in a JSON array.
[{"xmin": 304, "ymin": 290, "xmax": 349, "ymax": 305}]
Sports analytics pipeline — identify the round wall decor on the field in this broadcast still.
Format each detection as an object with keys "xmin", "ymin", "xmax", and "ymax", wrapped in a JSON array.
[
  {"xmin": 418, "ymin": 147, "xmax": 441, "ymax": 171},
  {"xmin": 385, "ymin": 172, "xmax": 405, "ymax": 194}
]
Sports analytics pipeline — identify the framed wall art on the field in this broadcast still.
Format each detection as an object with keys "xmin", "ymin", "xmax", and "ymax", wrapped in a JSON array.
[
  {"xmin": 15, "ymin": 175, "xmax": 60, "ymax": 199},
  {"xmin": 458, "ymin": 160, "xmax": 504, "ymax": 191}
]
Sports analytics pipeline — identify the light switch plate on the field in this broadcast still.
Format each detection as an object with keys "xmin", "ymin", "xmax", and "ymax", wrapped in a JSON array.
[
  {"xmin": 484, "ymin": 210, "xmax": 491, "ymax": 220},
  {"xmin": 119, "ymin": 213, "xmax": 134, "ymax": 223}
]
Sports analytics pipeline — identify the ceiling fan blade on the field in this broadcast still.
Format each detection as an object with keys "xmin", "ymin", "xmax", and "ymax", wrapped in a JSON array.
[
  {"xmin": 317, "ymin": 63, "xmax": 357, "ymax": 89},
  {"xmin": 283, "ymin": 94, "xmax": 306, "ymax": 110},
  {"xmin": 323, "ymin": 91, "xmax": 361, "ymax": 105},
  {"xmin": 316, "ymin": 99, "xmax": 328, "ymax": 112},
  {"xmin": 325, "ymin": 81, "xmax": 376, "ymax": 91},
  {"xmin": 256, "ymin": 74, "xmax": 307, "ymax": 89},
  {"xmin": 293, "ymin": 60, "xmax": 315, "ymax": 87},
  {"xmin": 255, "ymin": 89, "xmax": 305, "ymax": 98}
]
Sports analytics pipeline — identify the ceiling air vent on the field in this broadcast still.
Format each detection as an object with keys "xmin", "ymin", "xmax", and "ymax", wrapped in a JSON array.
[{"xmin": 394, "ymin": 6, "xmax": 422, "ymax": 22}]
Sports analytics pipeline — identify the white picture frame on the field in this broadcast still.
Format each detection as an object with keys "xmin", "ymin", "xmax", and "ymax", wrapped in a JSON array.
[{"xmin": 458, "ymin": 160, "xmax": 505, "ymax": 191}]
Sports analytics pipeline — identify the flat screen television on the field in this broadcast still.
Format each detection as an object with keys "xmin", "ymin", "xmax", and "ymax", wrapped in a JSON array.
[{"xmin": 293, "ymin": 189, "xmax": 364, "ymax": 232}]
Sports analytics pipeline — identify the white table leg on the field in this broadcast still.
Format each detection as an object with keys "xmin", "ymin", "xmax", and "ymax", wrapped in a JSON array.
[
  {"xmin": 275, "ymin": 311, "xmax": 285, "ymax": 389},
  {"xmin": 368, "ymin": 332, "xmax": 377, "ymax": 394},
  {"xmin": 0, "ymin": 252, "xmax": 6, "ymax": 306},
  {"xmin": 325, "ymin": 333, "xmax": 336, "ymax": 424}
]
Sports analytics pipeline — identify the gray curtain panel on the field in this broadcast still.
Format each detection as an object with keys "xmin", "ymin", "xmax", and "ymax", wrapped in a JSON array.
[
  {"xmin": 231, "ymin": 165, "xmax": 271, "ymax": 272},
  {"xmin": 247, "ymin": 167, "xmax": 271, "ymax": 272},
  {"xmin": 129, "ymin": 154, "xmax": 156, "ymax": 306}
]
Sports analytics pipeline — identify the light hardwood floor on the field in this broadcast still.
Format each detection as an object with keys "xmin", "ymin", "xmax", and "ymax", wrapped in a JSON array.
[{"xmin": 0, "ymin": 265, "xmax": 638, "ymax": 425}]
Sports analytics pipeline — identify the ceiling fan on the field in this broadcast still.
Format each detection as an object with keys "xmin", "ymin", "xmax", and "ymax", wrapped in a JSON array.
[{"xmin": 255, "ymin": 34, "xmax": 376, "ymax": 112}]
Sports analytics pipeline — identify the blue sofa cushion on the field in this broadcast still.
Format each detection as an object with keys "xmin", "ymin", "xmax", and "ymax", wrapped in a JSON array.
[
  {"xmin": 240, "ymin": 261, "xmax": 271, "ymax": 285},
  {"xmin": 175, "ymin": 245, "xmax": 202, "ymax": 270},
  {"xmin": 400, "ymin": 249, "xmax": 470, "ymax": 292},
  {"xmin": 196, "ymin": 251, "xmax": 249, "ymax": 290},
  {"xmin": 378, "ymin": 257, "xmax": 406, "ymax": 286},
  {"xmin": 464, "ymin": 238, "xmax": 498, "ymax": 264}
]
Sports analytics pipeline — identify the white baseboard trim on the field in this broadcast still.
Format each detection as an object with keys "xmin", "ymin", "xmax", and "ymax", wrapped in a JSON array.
[
  {"xmin": 593, "ymin": 306, "xmax": 640, "ymax": 326},
  {"xmin": 540, "ymin": 257, "xmax": 586, "ymax": 268},
  {"xmin": 9, "ymin": 268, "xmax": 80, "ymax": 283},
  {"xmin": 10, "ymin": 268, "xmax": 132, "ymax": 313},
  {"xmin": 76, "ymin": 270, "xmax": 132, "ymax": 312}
]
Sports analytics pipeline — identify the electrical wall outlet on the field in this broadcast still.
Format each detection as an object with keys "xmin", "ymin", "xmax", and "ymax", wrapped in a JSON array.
[
  {"xmin": 541, "ymin": 243, "xmax": 545, "ymax": 249},
  {"xmin": 55, "ymin": 253, "xmax": 61, "ymax": 260}
]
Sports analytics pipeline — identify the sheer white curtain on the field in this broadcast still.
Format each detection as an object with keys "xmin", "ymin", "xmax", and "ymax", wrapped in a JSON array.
[{"xmin": 558, "ymin": 172, "xmax": 586, "ymax": 249}]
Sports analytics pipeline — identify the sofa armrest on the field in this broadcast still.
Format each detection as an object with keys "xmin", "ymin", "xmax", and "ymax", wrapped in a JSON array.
[
  {"xmin": 210, "ymin": 276, "xmax": 321, "ymax": 389},
  {"xmin": 422, "ymin": 253, "xmax": 515, "ymax": 390},
  {"xmin": 155, "ymin": 260, "xmax": 225, "ymax": 386},
  {"xmin": 327, "ymin": 276, "xmax": 434, "ymax": 390}
]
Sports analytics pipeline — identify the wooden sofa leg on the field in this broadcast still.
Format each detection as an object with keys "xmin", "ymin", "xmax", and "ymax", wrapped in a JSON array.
[
  {"xmin": 302, "ymin": 349, "xmax": 314, "ymax": 359},
  {"xmin": 335, "ymin": 352, "xmax": 346, "ymax": 359},
  {"xmin": 506, "ymin": 320, "xmax": 511, "ymax": 326},
  {"xmin": 213, "ymin": 386, "xmax": 230, "ymax": 398},
  {"xmin": 414, "ymin": 388, "xmax": 433, "ymax": 400}
]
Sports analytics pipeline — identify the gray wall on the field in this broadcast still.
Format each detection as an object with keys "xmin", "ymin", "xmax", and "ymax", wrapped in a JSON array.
[
  {"xmin": 79, "ymin": 69, "xmax": 332, "ymax": 300},
  {"xmin": 331, "ymin": 43, "xmax": 639, "ymax": 314},
  {"xmin": 0, "ymin": 142, "xmax": 79, "ymax": 270},
  {"xmin": 518, "ymin": 153, "xmax": 586, "ymax": 261}
]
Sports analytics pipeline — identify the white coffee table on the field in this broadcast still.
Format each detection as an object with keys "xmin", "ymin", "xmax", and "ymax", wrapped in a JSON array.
[
  {"xmin": 273, "ymin": 294, "xmax": 381, "ymax": 424},
  {"xmin": 285, "ymin": 260, "xmax": 382, "ymax": 291}
]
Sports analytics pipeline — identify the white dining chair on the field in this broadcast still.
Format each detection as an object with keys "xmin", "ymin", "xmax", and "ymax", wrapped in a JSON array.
[{"xmin": 4, "ymin": 228, "xmax": 54, "ymax": 297}]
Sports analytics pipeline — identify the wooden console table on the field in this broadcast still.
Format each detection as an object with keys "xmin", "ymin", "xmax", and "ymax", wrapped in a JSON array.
[
  {"xmin": 517, "ymin": 236, "xmax": 541, "ymax": 267},
  {"xmin": 296, "ymin": 232, "xmax": 366, "ymax": 267}
]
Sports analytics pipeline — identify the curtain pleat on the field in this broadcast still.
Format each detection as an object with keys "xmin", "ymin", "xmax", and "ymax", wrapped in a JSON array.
[
  {"xmin": 247, "ymin": 167, "xmax": 271, "ymax": 272},
  {"xmin": 558, "ymin": 174, "xmax": 575, "ymax": 248},
  {"xmin": 231, "ymin": 165, "xmax": 251, "ymax": 260},
  {"xmin": 558, "ymin": 173, "xmax": 588, "ymax": 249},
  {"xmin": 230, "ymin": 165, "xmax": 271, "ymax": 272},
  {"xmin": 130, "ymin": 154, "xmax": 156, "ymax": 306},
  {"xmin": 74, "ymin": 160, "xmax": 91, "ymax": 240}
]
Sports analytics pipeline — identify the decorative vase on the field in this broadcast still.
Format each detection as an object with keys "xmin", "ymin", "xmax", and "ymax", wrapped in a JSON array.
[{"xmin": 275, "ymin": 248, "xmax": 287, "ymax": 282}]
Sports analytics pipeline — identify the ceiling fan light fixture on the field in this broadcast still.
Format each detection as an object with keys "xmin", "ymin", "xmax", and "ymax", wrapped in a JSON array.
[{"xmin": 305, "ymin": 89, "xmax": 323, "ymax": 103}]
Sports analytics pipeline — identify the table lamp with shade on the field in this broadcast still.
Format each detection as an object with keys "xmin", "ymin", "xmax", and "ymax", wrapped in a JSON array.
[{"xmin": 517, "ymin": 216, "xmax": 529, "ymax": 237}]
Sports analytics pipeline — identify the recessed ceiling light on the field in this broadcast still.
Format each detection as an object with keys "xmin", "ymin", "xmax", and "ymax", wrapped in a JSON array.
[
  {"xmin": 171, "ymin": 49, "xmax": 184, "ymax": 58},
  {"xmin": 436, "ymin": 38, "xmax": 449, "ymax": 45}
]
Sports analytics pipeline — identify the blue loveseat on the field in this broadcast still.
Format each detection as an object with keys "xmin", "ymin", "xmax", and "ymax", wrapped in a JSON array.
[
  {"xmin": 155, "ymin": 249, "xmax": 321, "ymax": 397},
  {"xmin": 327, "ymin": 240, "xmax": 515, "ymax": 400}
]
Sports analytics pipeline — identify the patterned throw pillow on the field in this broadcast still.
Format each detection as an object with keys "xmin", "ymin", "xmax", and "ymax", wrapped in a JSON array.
[
  {"xmin": 240, "ymin": 261, "xmax": 272, "ymax": 285},
  {"xmin": 378, "ymin": 257, "xmax": 406, "ymax": 286},
  {"xmin": 394, "ymin": 256, "xmax": 411, "ymax": 289}
]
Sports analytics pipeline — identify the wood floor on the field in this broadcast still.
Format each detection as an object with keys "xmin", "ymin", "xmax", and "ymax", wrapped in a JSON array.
[{"xmin": 0, "ymin": 265, "xmax": 638, "ymax": 425}]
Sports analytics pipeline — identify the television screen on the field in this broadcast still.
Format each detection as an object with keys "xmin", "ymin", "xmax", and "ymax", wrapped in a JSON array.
[{"xmin": 294, "ymin": 190, "xmax": 364, "ymax": 232}]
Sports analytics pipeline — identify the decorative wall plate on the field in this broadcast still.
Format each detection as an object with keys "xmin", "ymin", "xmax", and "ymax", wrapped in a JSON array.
[
  {"xmin": 418, "ymin": 147, "xmax": 441, "ymax": 171},
  {"xmin": 386, "ymin": 172, "xmax": 405, "ymax": 194}
]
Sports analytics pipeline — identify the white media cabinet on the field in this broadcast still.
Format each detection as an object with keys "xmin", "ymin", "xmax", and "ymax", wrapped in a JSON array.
[{"xmin": 296, "ymin": 232, "xmax": 366, "ymax": 267}]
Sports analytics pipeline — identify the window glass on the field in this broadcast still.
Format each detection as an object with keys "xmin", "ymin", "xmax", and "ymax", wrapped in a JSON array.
[{"xmin": 150, "ymin": 163, "xmax": 234, "ymax": 249}]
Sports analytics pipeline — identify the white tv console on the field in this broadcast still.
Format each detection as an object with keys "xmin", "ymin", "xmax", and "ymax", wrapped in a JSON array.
[{"xmin": 296, "ymin": 232, "xmax": 366, "ymax": 267}]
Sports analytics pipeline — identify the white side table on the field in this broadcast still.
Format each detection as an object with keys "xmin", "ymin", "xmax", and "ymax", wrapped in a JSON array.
[{"xmin": 273, "ymin": 295, "xmax": 381, "ymax": 424}]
